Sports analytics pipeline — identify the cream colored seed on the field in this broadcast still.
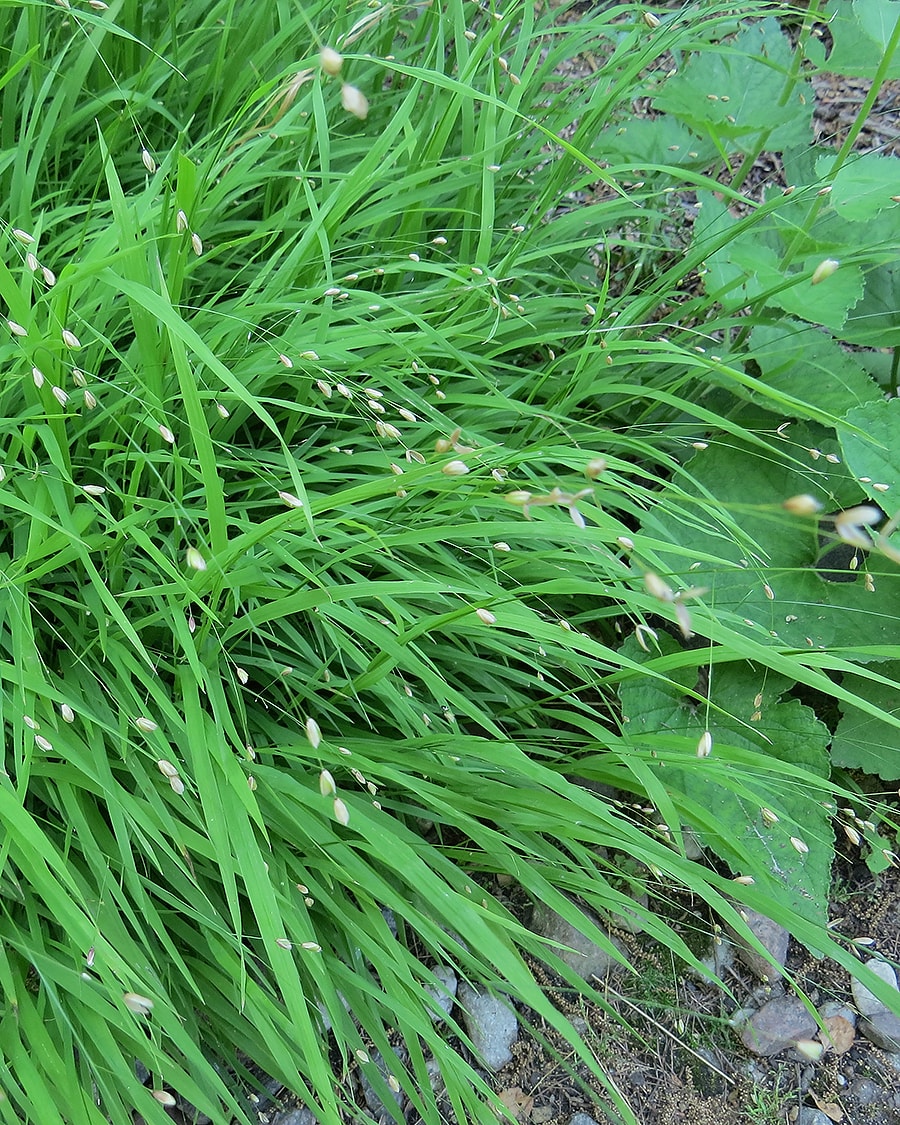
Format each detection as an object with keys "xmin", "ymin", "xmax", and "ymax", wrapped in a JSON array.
[
  {"xmin": 8, "ymin": 321, "xmax": 27, "ymax": 337},
  {"xmin": 191, "ymin": 232, "xmax": 203, "ymax": 256},
  {"xmin": 475, "ymin": 608, "xmax": 496, "ymax": 625},
  {"xmin": 159, "ymin": 425, "xmax": 175, "ymax": 444}
]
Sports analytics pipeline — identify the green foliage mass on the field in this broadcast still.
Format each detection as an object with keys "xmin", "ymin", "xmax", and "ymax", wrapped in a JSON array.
[{"xmin": 1, "ymin": 0, "xmax": 900, "ymax": 1123}]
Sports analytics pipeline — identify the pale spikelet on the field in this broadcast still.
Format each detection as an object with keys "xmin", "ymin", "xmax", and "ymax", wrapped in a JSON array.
[
  {"xmin": 408, "ymin": 252, "xmax": 420, "ymax": 262},
  {"xmin": 23, "ymin": 715, "xmax": 38, "ymax": 730},
  {"xmin": 35, "ymin": 734, "xmax": 54, "ymax": 752},
  {"xmin": 275, "ymin": 937, "xmax": 293, "ymax": 951},
  {"xmin": 475, "ymin": 608, "xmax": 496, "ymax": 625},
  {"xmin": 7, "ymin": 320, "xmax": 27, "ymax": 337},
  {"xmin": 84, "ymin": 389, "xmax": 97, "ymax": 409},
  {"xmin": 834, "ymin": 505, "xmax": 882, "ymax": 548},
  {"xmin": 12, "ymin": 229, "xmax": 34, "ymax": 245},
  {"xmin": 316, "ymin": 379, "xmax": 333, "ymax": 398},
  {"xmin": 41, "ymin": 266, "xmax": 56, "ymax": 286},
  {"xmin": 247, "ymin": 774, "xmax": 257, "ymax": 791},
  {"xmin": 336, "ymin": 382, "xmax": 352, "ymax": 398},
  {"xmin": 324, "ymin": 287, "xmax": 342, "ymax": 298},
  {"xmin": 320, "ymin": 46, "xmax": 344, "ymax": 75},
  {"xmin": 872, "ymin": 482, "xmax": 890, "ymax": 492},
  {"xmin": 585, "ymin": 458, "xmax": 607, "ymax": 480},
  {"xmin": 789, "ymin": 836, "xmax": 809, "ymax": 855},
  {"xmin": 190, "ymin": 232, "xmax": 203, "ymax": 256},
  {"xmin": 783, "ymin": 494, "xmax": 823, "ymax": 515},
  {"xmin": 617, "ymin": 535, "xmax": 634, "ymax": 551},
  {"xmin": 644, "ymin": 571, "xmax": 675, "ymax": 603},
  {"xmin": 442, "ymin": 460, "xmax": 469, "ymax": 476},
  {"xmin": 760, "ymin": 806, "xmax": 779, "ymax": 826},
  {"xmin": 176, "ymin": 209, "xmax": 189, "ymax": 233},
  {"xmin": 319, "ymin": 769, "xmax": 336, "ymax": 797},
  {"xmin": 89, "ymin": 1, "xmax": 109, "ymax": 9},
  {"xmin": 215, "ymin": 401, "xmax": 229, "ymax": 418},
  {"xmin": 236, "ymin": 667, "xmax": 249, "ymax": 685},
  {"xmin": 634, "ymin": 623, "xmax": 658, "ymax": 652},
  {"xmin": 811, "ymin": 258, "xmax": 839, "ymax": 285},
  {"xmin": 26, "ymin": 252, "xmax": 39, "ymax": 271},
  {"xmin": 387, "ymin": 1074, "xmax": 401, "ymax": 1094},
  {"xmin": 305, "ymin": 716, "xmax": 322, "ymax": 750},
  {"xmin": 843, "ymin": 824, "xmax": 861, "ymax": 846},
  {"xmin": 61, "ymin": 328, "xmax": 81, "ymax": 349},
  {"xmin": 493, "ymin": 542, "xmax": 511, "ymax": 552},
  {"xmin": 60, "ymin": 703, "xmax": 75, "ymax": 723},
  {"xmin": 32, "ymin": 367, "xmax": 45, "ymax": 388},
  {"xmin": 733, "ymin": 875, "xmax": 755, "ymax": 885},
  {"xmin": 141, "ymin": 148, "xmax": 156, "ymax": 174},
  {"xmin": 122, "ymin": 992, "xmax": 154, "ymax": 1015},
  {"xmin": 134, "ymin": 716, "xmax": 158, "ymax": 733},
  {"xmin": 52, "ymin": 386, "xmax": 68, "ymax": 406},
  {"xmin": 72, "ymin": 368, "xmax": 86, "ymax": 387},
  {"xmin": 432, "ymin": 235, "xmax": 448, "ymax": 245},
  {"xmin": 301, "ymin": 941, "xmax": 321, "ymax": 951},
  {"xmin": 169, "ymin": 775, "xmax": 186, "ymax": 795},
  {"xmin": 341, "ymin": 84, "xmax": 369, "ymax": 120},
  {"xmin": 642, "ymin": 10, "xmax": 661, "ymax": 27},
  {"xmin": 333, "ymin": 796, "xmax": 350, "ymax": 825},
  {"xmin": 82, "ymin": 484, "xmax": 106, "ymax": 496},
  {"xmin": 696, "ymin": 730, "xmax": 713, "ymax": 758},
  {"xmin": 794, "ymin": 1040, "xmax": 824, "ymax": 1062},
  {"xmin": 397, "ymin": 407, "xmax": 417, "ymax": 423},
  {"xmin": 763, "ymin": 583, "xmax": 775, "ymax": 600},
  {"xmin": 151, "ymin": 1092, "xmax": 176, "ymax": 1108},
  {"xmin": 157, "ymin": 759, "xmax": 179, "ymax": 778},
  {"xmin": 185, "ymin": 547, "xmax": 207, "ymax": 571},
  {"xmin": 279, "ymin": 490, "xmax": 304, "ymax": 509}
]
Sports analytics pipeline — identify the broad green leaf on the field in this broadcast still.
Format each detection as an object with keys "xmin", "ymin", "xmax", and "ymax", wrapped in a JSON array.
[
  {"xmin": 817, "ymin": 151, "xmax": 900, "ymax": 222},
  {"xmin": 842, "ymin": 264, "xmax": 900, "ymax": 346},
  {"xmin": 841, "ymin": 398, "xmax": 900, "ymax": 508},
  {"xmin": 771, "ymin": 260, "xmax": 864, "ymax": 332},
  {"xmin": 653, "ymin": 19, "xmax": 814, "ymax": 153},
  {"xmin": 618, "ymin": 635, "xmax": 832, "ymax": 921},
  {"xmin": 746, "ymin": 321, "xmax": 880, "ymax": 419},
  {"xmin": 821, "ymin": 0, "xmax": 900, "ymax": 79},
  {"xmin": 833, "ymin": 661, "xmax": 900, "ymax": 778},
  {"xmin": 641, "ymin": 430, "xmax": 900, "ymax": 652}
]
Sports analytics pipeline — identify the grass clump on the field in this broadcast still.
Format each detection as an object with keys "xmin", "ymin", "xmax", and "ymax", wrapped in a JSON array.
[{"xmin": 2, "ymin": 0, "xmax": 900, "ymax": 1123}]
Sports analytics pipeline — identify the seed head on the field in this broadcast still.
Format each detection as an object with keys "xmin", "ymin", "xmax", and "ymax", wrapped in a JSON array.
[
  {"xmin": 644, "ymin": 571, "xmax": 675, "ymax": 603},
  {"xmin": 152, "ymin": 1092, "xmax": 176, "ymax": 1108},
  {"xmin": 789, "ymin": 836, "xmax": 809, "ymax": 855},
  {"xmin": 783, "ymin": 494, "xmax": 823, "ymax": 515},
  {"xmin": 333, "ymin": 796, "xmax": 350, "ymax": 826},
  {"xmin": 134, "ymin": 716, "xmax": 158, "ymax": 733},
  {"xmin": 72, "ymin": 368, "xmax": 86, "ymax": 387},
  {"xmin": 157, "ymin": 759, "xmax": 179, "ymax": 778},
  {"xmin": 642, "ymin": 11, "xmax": 661, "ymax": 29},
  {"xmin": 12, "ymin": 229, "xmax": 34, "ymax": 245},
  {"xmin": 341, "ymin": 84, "xmax": 369, "ymax": 120},
  {"xmin": 279, "ymin": 490, "xmax": 303, "ymax": 509},
  {"xmin": 305, "ymin": 717, "xmax": 322, "ymax": 750},
  {"xmin": 61, "ymin": 704, "xmax": 75, "ymax": 723},
  {"xmin": 176, "ymin": 210, "xmax": 189, "ymax": 233},
  {"xmin": 26, "ymin": 252, "xmax": 39, "ymax": 271},
  {"xmin": 8, "ymin": 321, "xmax": 27, "ymax": 337},
  {"xmin": 696, "ymin": 730, "xmax": 713, "ymax": 758},
  {"xmin": 32, "ymin": 367, "xmax": 45, "ymax": 388},
  {"xmin": 62, "ymin": 329, "xmax": 81, "ymax": 349},
  {"xmin": 475, "ymin": 607, "xmax": 496, "ymax": 625},
  {"xmin": 122, "ymin": 992, "xmax": 154, "ymax": 1015},
  {"xmin": 186, "ymin": 547, "xmax": 207, "ymax": 571},
  {"xmin": 84, "ymin": 390, "xmax": 97, "ymax": 409},
  {"xmin": 41, "ymin": 266, "xmax": 56, "ymax": 286},
  {"xmin": 442, "ymin": 460, "xmax": 470, "ymax": 476},
  {"xmin": 215, "ymin": 401, "xmax": 229, "ymax": 418},
  {"xmin": 52, "ymin": 386, "xmax": 68, "ymax": 406},
  {"xmin": 761, "ymin": 807, "xmax": 779, "ymax": 825},
  {"xmin": 169, "ymin": 776, "xmax": 185, "ymax": 795},
  {"xmin": 82, "ymin": 484, "xmax": 106, "ymax": 496},
  {"xmin": 141, "ymin": 149, "xmax": 156, "ymax": 174},
  {"xmin": 35, "ymin": 734, "xmax": 54, "ymax": 752},
  {"xmin": 319, "ymin": 769, "xmax": 336, "ymax": 796},
  {"xmin": 191, "ymin": 232, "xmax": 203, "ymax": 256},
  {"xmin": 320, "ymin": 46, "xmax": 344, "ymax": 75},
  {"xmin": 811, "ymin": 258, "xmax": 839, "ymax": 285},
  {"xmin": 275, "ymin": 937, "xmax": 293, "ymax": 950}
]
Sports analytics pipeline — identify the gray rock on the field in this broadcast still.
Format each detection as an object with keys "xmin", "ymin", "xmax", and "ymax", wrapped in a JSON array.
[
  {"xmin": 458, "ymin": 981, "xmax": 518, "ymax": 1071},
  {"xmin": 818, "ymin": 1000, "xmax": 856, "ymax": 1026},
  {"xmin": 424, "ymin": 964, "xmax": 457, "ymax": 1022},
  {"xmin": 740, "ymin": 996, "xmax": 818, "ymax": 1056},
  {"xmin": 530, "ymin": 902, "xmax": 626, "ymax": 980},
  {"xmin": 845, "ymin": 1077, "xmax": 882, "ymax": 1107},
  {"xmin": 569, "ymin": 1115, "xmax": 601, "ymax": 1125},
  {"xmin": 796, "ymin": 1111, "xmax": 832, "ymax": 1125},
  {"xmin": 882, "ymin": 1050, "xmax": 900, "ymax": 1075},
  {"xmin": 606, "ymin": 891, "xmax": 648, "ymax": 935},
  {"xmin": 271, "ymin": 1110, "xmax": 317, "ymax": 1125},
  {"xmin": 851, "ymin": 958, "xmax": 899, "ymax": 1016},
  {"xmin": 860, "ymin": 1010, "xmax": 900, "ymax": 1051},
  {"xmin": 731, "ymin": 909, "xmax": 790, "ymax": 981}
]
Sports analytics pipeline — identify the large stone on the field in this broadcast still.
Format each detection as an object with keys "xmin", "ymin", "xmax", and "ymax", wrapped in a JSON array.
[
  {"xmin": 530, "ymin": 902, "xmax": 626, "ymax": 980},
  {"xmin": 740, "ymin": 996, "xmax": 818, "ymax": 1056},
  {"xmin": 731, "ymin": 909, "xmax": 790, "ymax": 981},
  {"xmin": 859, "ymin": 1011, "xmax": 900, "ymax": 1051},
  {"xmin": 272, "ymin": 1110, "xmax": 317, "ymax": 1125},
  {"xmin": 424, "ymin": 964, "xmax": 458, "ymax": 1023},
  {"xmin": 458, "ymin": 982, "xmax": 518, "ymax": 1071},
  {"xmin": 796, "ymin": 1111, "xmax": 832, "ymax": 1125},
  {"xmin": 851, "ymin": 958, "xmax": 899, "ymax": 1016}
]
